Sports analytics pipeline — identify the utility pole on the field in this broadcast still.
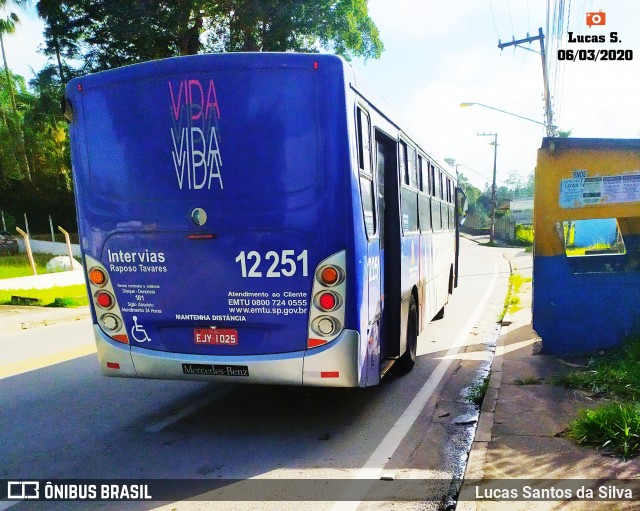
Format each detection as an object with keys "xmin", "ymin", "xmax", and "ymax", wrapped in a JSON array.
[
  {"xmin": 477, "ymin": 132, "xmax": 498, "ymax": 244},
  {"xmin": 498, "ymin": 27, "xmax": 555, "ymax": 136}
]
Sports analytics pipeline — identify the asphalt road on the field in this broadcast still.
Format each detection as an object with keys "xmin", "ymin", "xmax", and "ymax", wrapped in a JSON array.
[{"xmin": 0, "ymin": 238, "xmax": 517, "ymax": 511}]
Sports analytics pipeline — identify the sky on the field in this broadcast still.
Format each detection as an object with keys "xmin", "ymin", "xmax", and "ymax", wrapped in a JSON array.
[{"xmin": 3, "ymin": 0, "xmax": 639, "ymax": 190}]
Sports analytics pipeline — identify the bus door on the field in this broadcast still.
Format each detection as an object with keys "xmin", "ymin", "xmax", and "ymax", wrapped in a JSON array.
[
  {"xmin": 374, "ymin": 130, "xmax": 400, "ymax": 365},
  {"xmin": 357, "ymin": 108, "xmax": 382, "ymax": 385}
]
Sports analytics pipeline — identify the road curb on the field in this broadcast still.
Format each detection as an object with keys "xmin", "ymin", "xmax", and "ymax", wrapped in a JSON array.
[
  {"xmin": 459, "ymin": 252, "xmax": 518, "ymax": 509},
  {"xmin": 0, "ymin": 308, "xmax": 91, "ymax": 334}
]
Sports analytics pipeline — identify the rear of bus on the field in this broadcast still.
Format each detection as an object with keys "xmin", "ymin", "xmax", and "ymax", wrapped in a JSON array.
[{"xmin": 66, "ymin": 53, "xmax": 363, "ymax": 387}]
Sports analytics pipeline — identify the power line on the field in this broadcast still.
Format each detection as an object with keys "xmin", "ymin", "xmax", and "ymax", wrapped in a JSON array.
[
  {"xmin": 488, "ymin": 0, "xmax": 501, "ymax": 39},
  {"xmin": 457, "ymin": 164, "xmax": 491, "ymax": 183},
  {"xmin": 507, "ymin": 0, "xmax": 515, "ymax": 35}
]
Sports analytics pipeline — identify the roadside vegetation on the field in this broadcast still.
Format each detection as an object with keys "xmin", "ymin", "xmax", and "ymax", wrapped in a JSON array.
[
  {"xmin": 0, "ymin": 253, "xmax": 56, "ymax": 279},
  {"xmin": 0, "ymin": 284, "xmax": 88, "ymax": 307},
  {"xmin": 465, "ymin": 375, "xmax": 490, "ymax": 408},
  {"xmin": 514, "ymin": 225, "xmax": 534, "ymax": 246},
  {"xmin": 554, "ymin": 335, "xmax": 640, "ymax": 458},
  {"xmin": 0, "ymin": 253, "xmax": 87, "ymax": 308},
  {"xmin": 499, "ymin": 273, "xmax": 532, "ymax": 321},
  {"xmin": 514, "ymin": 376, "xmax": 542, "ymax": 385},
  {"xmin": 565, "ymin": 242, "xmax": 617, "ymax": 257}
]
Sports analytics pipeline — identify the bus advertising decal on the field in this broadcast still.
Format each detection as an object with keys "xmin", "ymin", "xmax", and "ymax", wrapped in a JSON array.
[{"xmin": 168, "ymin": 79, "xmax": 223, "ymax": 191}]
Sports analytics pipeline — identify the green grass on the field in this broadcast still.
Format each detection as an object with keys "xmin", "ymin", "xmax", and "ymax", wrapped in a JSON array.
[
  {"xmin": 0, "ymin": 253, "xmax": 57, "ymax": 279},
  {"xmin": 565, "ymin": 242, "xmax": 624, "ymax": 257},
  {"xmin": 498, "ymin": 273, "xmax": 532, "ymax": 321},
  {"xmin": 554, "ymin": 336, "xmax": 640, "ymax": 401},
  {"xmin": 555, "ymin": 335, "xmax": 640, "ymax": 458},
  {"xmin": 0, "ymin": 285, "xmax": 89, "ymax": 308},
  {"xmin": 514, "ymin": 376, "xmax": 542, "ymax": 385},
  {"xmin": 566, "ymin": 402, "xmax": 640, "ymax": 459},
  {"xmin": 507, "ymin": 294, "xmax": 521, "ymax": 314},
  {"xmin": 466, "ymin": 376, "xmax": 490, "ymax": 408},
  {"xmin": 514, "ymin": 225, "xmax": 534, "ymax": 246},
  {"xmin": 510, "ymin": 273, "xmax": 532, "ymax": 293}
]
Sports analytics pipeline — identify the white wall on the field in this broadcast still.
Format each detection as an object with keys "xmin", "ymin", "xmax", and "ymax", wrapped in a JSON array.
[{"xmin": 18, "ymin": 239, "xmax": 82, "ymax": 258}]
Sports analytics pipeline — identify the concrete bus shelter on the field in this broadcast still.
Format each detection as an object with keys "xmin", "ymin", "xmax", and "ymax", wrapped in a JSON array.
[{"xmin": 533, "ymin": 138, "xmax": 640, "ymax": 353}]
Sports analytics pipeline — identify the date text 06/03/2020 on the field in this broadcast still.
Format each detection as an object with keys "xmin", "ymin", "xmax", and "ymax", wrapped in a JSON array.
[{"xmin": 558, "ymin": 31, "xmax": 633, "ymax": 61}]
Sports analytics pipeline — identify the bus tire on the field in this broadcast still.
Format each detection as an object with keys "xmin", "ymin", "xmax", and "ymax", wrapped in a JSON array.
[
  {"xmin": 399, "ymin": 297, "xmax": 418, "ymax": 374},
  {"xmin": 434, "ymin": 305, "xmax": 445, "ymax": 320}
]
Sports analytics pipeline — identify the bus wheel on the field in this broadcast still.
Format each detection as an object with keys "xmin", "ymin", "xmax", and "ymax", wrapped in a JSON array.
[
  {"xmin": 399, "ymin": 297, "xmax": 418, "ymax": 374},
  {"xmin": 434, "ymin": 305, "xmax": 445, "ymax": 320}
]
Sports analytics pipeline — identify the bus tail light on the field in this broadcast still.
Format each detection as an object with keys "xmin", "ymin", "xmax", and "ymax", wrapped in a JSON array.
[
  {"xmin": 85, "ymin": 255, "xmax": 129, "ymax": 345},
  {"xmin": 96, "ymin": 291, "xmax": 114, "ymax": 309},
  {"xmin": 89, "ymin": 268, "xmax": 107, "ymax": 286},
  {"xmin": 307, "ymin": 251, "xmax": 346, "ymax": 349},
  {"xmin": 316, "ymin": 292, "xmax": 339, "ymax": 311},
  {"xmin": 319, "ymin": 265, "xmax": 343, "ymax": 286}
]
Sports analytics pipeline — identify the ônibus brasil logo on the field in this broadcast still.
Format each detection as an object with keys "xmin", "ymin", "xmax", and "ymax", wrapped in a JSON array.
[{"xmin": 169, "ymin": 79, "xmax": 223, "ymax": 191}]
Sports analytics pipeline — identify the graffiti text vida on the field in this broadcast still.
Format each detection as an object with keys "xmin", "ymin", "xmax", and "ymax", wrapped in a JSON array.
[{"xmin": 169, "ymin": 79, "xmax": 223, "ymax": 190}]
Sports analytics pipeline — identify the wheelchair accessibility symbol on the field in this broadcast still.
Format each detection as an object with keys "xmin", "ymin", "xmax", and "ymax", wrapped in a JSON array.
[{"xmin": 131, "ymin": 315, "xmax": 151, "ymax": 343}]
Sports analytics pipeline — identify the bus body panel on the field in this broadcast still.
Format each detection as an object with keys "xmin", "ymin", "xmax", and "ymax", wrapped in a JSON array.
[
  {"xmin": 100, "ymin": 230, "xmax": 315, "ymax": 355},
  {"xmin": 94, "ymin": 325, "xmax": 359, "ymax": 387}
]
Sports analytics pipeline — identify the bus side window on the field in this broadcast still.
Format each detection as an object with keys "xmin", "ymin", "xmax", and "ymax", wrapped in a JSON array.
[
  {"xmin": 357, "ymin": 108, "xmax": 372, "ymax": 174},
  {"xmin": 429, "ymin": 163, "xmax": 436, "ymax": 197},
  {"xmin": 408, "ymin": 146, "xmax": 418, "ymax": 189},
  {"xmin": 399, "ymin": 141, "xmax": 408, "ymax": 185},
  {"xmin": 418, "ymin": 156, "xmax": 432, "ymax": 233},
  {"xmin": 419, "ymin": 156, "xmax": 429, "ymax": 193},
  {"xmin": 357, "ymin": 107, "xmax": 376, "ymax": 237}
]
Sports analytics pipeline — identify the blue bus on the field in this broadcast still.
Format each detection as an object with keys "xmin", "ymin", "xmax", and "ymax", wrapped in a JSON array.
[{"xmin": 66, "ymin": 53, "xmax": 459, "ymax": 388}]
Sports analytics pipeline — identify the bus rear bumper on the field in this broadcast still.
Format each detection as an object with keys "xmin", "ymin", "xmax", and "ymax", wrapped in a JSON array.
[{"xmin": 93, "ymin": 326, "xmax": 361, "ymax": 387}]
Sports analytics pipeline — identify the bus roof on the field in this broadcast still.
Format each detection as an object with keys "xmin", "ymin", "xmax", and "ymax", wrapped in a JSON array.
[{"xmin": 67, "ymin": 51, "xmax": 456, "ymax": 180}]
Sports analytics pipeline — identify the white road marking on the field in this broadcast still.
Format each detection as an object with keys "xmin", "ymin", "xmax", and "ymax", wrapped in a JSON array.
[{"xmin": 331, "ymin": 259, "xmax": 499, "ymax": 510}]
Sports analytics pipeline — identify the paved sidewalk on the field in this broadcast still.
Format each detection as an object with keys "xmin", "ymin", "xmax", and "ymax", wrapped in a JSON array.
[
  {"xmin": 459, "ymin": 250, "xmax": 639, "ymax": 510},
  {"xmin": 0, "ymin": 269, "xmax": 85, "ymax": 290},
  {"xmin": 0, "ymin": 304, "xmax": 90, "ymax": 333}
]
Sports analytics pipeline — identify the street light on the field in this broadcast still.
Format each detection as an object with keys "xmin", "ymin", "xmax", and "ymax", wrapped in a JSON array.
[{"xmin": 460, "ymin": 102, "xmax": 546, "ymax": 127}]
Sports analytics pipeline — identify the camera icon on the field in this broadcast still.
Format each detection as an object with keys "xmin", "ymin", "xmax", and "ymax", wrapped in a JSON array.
[{"xmin": 586, "ymin": 10, "xmax": 606, "ymax": 27}]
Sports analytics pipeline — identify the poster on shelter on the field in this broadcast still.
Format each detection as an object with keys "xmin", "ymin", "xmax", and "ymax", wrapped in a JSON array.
[{"xmin": 560, "ymin": 171, "xmax": 640, "ymax": 208}]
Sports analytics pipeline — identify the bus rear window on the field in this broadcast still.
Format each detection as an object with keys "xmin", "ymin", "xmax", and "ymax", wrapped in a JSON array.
[{"xmin": 82, "ymin": 69, "xmax": 320, "ymax": 201}]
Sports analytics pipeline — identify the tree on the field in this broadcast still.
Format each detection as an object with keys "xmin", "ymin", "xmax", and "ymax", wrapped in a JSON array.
[
  {"xmin": 0, "ymin": 65, "xmax": 76, "ymax": 233},
  {"xmin": 0, "ymin": 8, "xmax": 19, "ymax": 113},
  {"xmin": 37, "ymin": 0, "xmax": 384, "ymax": 75},
  {"xmin": 0, "ymin": 0, "xmax": 31, "ymax": 181},
  {"xmin": 217, "ymin": 0, "xmax": 382, "ymax": 59}
]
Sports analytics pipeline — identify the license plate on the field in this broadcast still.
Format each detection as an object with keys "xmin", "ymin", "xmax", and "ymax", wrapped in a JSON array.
[{"xmin": 194, "ymin": 328, "xmax": 238, "ymax": 345}]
